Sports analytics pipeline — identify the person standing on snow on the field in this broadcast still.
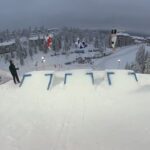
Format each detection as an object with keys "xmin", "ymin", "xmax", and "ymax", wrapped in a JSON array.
[{"xmin": 9, "ymin": 60, "xmax": 20, "ymax": 84}]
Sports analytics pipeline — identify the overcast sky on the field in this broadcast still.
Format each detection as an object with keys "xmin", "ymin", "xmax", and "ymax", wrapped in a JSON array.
[{"xmin": 0, "ymin": 0, "xmax": 150, "ymax": 33}]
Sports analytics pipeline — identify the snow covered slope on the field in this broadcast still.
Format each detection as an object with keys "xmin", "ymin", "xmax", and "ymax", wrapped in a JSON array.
[
  {"xmin": 94, "ymin": 45, "xmax": 150, "ymax": 69},
  {"xmin": 0, "ymin": 69, "xmax": 12, "ymax": 85},
  {"xmin": 0, "ymin": 69, "xmax": 150, "ymax": 150},
  {"xmin": 1, "ymin": 44, "xmax": 150, "ymax": 75}
]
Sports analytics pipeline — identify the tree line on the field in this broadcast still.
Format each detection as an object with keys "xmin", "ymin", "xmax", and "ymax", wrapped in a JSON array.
[{"xmin": 0, "ymin": 27, "xmax": 109, "ymax": 66}]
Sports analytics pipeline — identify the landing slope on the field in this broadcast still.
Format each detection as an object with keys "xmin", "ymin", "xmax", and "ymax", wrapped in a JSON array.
[{"xmin": 0, "ymin": 69, "xmax": 150, "ymax": 150}]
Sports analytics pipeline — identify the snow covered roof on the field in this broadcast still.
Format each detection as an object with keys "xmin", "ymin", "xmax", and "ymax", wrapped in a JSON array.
[
  {"xmin": 131, "ymin": 36, "xmax": 145, "ymax": 40},
  {"xmin": 20, "ymin": 37, "xmax": 28, "ymax": 42},
  {"xmin": 0, "ymin": 39, "xmax": 15, "ymax": 47},
  {"xmin": 29, "ymin": 35, "xmax": 45, "ymax": 41},
  {"xmin": 116, "ymin": 32, "xmax": 130, "ymax": 37},
  {"xmin": 48, "ymin": 28, "xmax": 59, "ymax": 31}
]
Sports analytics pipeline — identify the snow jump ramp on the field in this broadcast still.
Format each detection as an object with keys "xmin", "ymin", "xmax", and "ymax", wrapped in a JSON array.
[
  {"xmin": 18, "ymin": 70, "xmax": 141, "ymax": 91},
  {"xmin": 0, "ymin": 69, "xmax": 150, "ymax": 150}
]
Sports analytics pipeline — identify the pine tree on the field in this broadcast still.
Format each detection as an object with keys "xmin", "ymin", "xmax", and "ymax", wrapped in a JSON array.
[
  {"xmin": 135, "ymin": 45, "xmax": 147, "ymax": 73},
  {"xmin": 52, "ymin": 37, "xmax": 57, "ymax": 51},
  {"xmin": 20, "ymin": 55, "xmax": 24, "ymax": 66},
  {"xmin": 63, "ymin": 36, "xmax": 70, "ymax": 51},
  {"xmin": 125, "ymin": 63, "xmax": 130, "ymax": 70},
  {"xmin": 144, "ymin": 55, "xmax": 150, "ymax": 74},
  {"xmin": 29, "ymin": 47, "xmax": 33, "ymax": 59},
  {"xmin": 10, "ymin": 51, "xmax": 15, "ymax": 59},
  {"xmin": 94, "ymin": 36, "xmax": 99, "ymax": 48}
]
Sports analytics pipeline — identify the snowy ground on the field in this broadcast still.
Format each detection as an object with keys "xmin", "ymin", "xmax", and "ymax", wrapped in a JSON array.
[
  {"xmin": 0, "ymin": 69, "xmax": 150, "ymax": 150},
  {"xmin": 1, "ymin": 44, "xmax": 150, "ymax": 76},
  {"xmin": 94, "ymin": 44, "xmax": 150, "ymax": 69},
  {"xmin": 0, "ymin": 70, "xmax": 11, "ymax": 85}
]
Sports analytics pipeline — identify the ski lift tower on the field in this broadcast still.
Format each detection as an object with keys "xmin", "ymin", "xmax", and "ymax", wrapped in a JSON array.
[{"xmin": 111, "ymin": 29, "xmax": 117, "ymax": 51}]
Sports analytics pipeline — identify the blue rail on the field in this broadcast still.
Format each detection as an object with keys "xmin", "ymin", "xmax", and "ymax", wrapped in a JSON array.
[
  {"xmin": 128, "ymin": 71, "xmax": 138, "ymax": 82},
  {"xmin": 64, "ymin": 73, "xmax": 72, "ymax": 85},
  {"xmin": 107, "ymin": 72, "xmax": 115, "ymax": 85},
  {"xmin": 45, "ymin": 74, "xmax": 53, "ymax": 90},
  {"xmin": 19, "ymin": 74, "xmax": 32, "ymax": 87},
  {"xmin": 86, "ymin": 72, "xmax": 94, "ymax": 85}
]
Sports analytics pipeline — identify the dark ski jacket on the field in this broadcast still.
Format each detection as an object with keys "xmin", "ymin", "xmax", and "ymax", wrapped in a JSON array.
[{"xmin": 9, "ymin": 63, "xmax": 19, "ymax": 76}]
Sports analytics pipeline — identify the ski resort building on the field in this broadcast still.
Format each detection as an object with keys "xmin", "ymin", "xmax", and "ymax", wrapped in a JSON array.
[
  {"xmin": 146, "ymin": 37, "xmax": 150, "ymax": 46},
  {"xmin": 115, "ymin": 32, "xmax": 134, "ymax": 47},
  {"xmin": 109, "ymin": 32, "xmax": 135, "ymax": 48},
  {"xmin": 0, "ymin": 39, "xmax": 16, "ymax": 54},
  {"xmin": 131, "ymin": 36, "xmax": 145, "ymax": 44},
  {"xmin": 47, "ymin": 28, "xmax": 60, "ymax": 35},
  {"xmin": 29, "ymin": 35, "xmax": 45, "ymax": 47},
  {"xmin": 0, "ymin": 37, "xmax": 29, "ymax": 55}
]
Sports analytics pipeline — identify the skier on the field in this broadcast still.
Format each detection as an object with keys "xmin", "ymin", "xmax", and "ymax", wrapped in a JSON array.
[{"xmin": 9, "ymin": 60, "xmax": 20, "ymax": 84}]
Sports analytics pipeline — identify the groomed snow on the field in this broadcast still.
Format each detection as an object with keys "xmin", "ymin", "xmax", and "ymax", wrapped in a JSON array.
[{"xmin": 0, "ymin": 69, "xmax": 150, "ymax": 150}]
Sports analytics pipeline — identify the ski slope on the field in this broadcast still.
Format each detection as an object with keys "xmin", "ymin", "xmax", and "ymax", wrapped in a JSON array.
[
  {"xmin": 0, "ymin": 69, "xmax": 150, "ymax": 150},
  {"xmin": 94, "ymin": 45, "xmax": 144, "ymax": 69}
]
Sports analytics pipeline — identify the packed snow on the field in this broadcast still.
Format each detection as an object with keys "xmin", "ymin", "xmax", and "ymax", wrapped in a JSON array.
[{"xmin": 0, "ymin": 69, "xmax": 150, "ymax": 150}]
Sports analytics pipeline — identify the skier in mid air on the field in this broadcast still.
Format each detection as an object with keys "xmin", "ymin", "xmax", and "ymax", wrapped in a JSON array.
[{"xmin": 9, "ymin": 60, "xmax": 20, "ymax": 84}]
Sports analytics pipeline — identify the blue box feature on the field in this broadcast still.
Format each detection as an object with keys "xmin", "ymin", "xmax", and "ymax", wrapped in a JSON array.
[
  {"xmin": 64, "ymin": 73, "xmax": 72, "ymax": 85},
  {"xmin": 19, "ymin": 74, "xmax": 32, "ymax": 87},
  {"xmin": 128, "ymin": 72, "xmax": 138, "ymax": 82},
  {"xmin": 45, "ymin": 74, "xmax": 53, "ymax": 90},
  {"xmin": 86, "ymin": 72, "xmax": 94, "ymax": 85},
  {"xmin": 107, "ymin": 72, "xmax": 115, "ymax": 85}
]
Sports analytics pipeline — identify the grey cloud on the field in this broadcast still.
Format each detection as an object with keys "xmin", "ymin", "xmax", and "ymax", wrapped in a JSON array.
[{"xmin": 0, "ymin": 0, "xmax": 150, "ymax": 33}]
